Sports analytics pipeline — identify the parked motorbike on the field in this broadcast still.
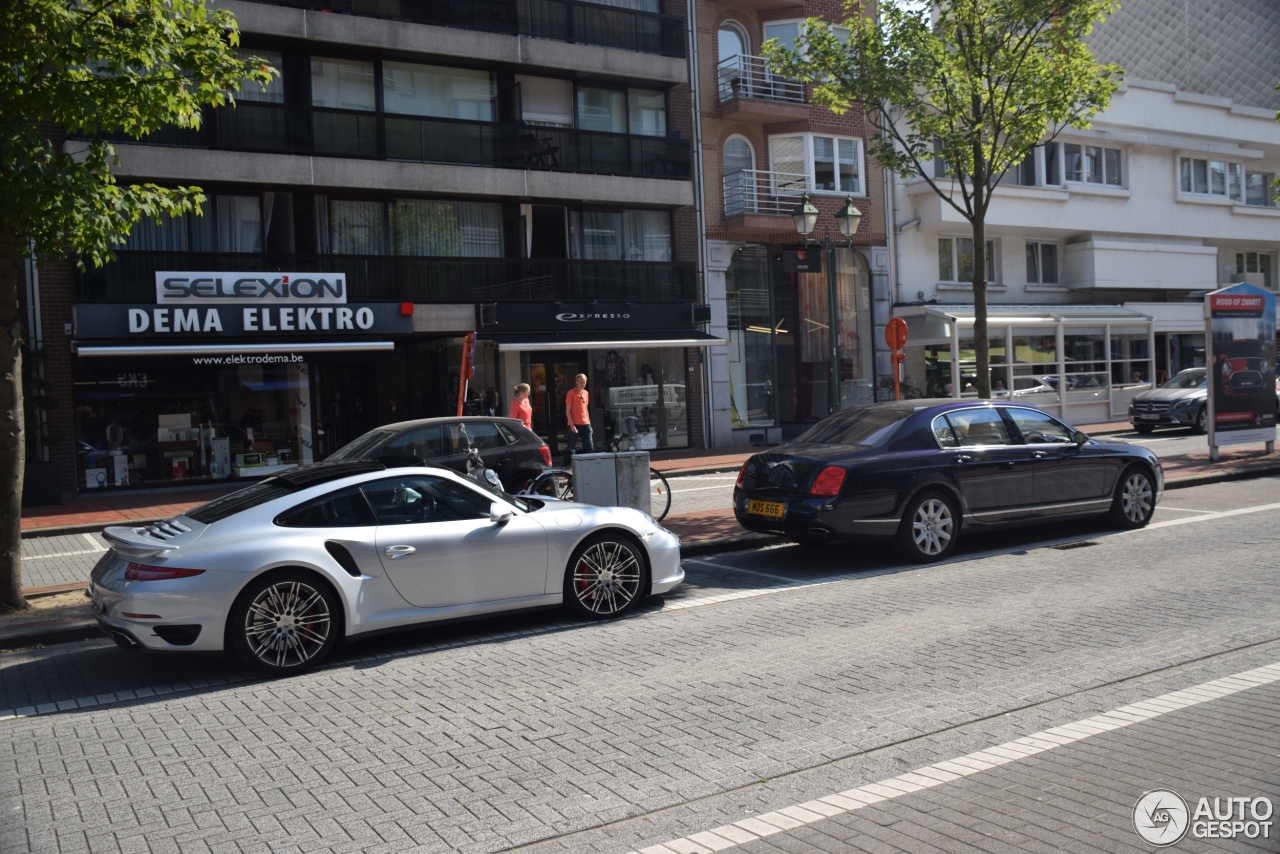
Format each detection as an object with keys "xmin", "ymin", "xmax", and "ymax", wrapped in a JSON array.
[{"xmin": 464, "ymin": 447, "xmax": 504, "ymax": 489}]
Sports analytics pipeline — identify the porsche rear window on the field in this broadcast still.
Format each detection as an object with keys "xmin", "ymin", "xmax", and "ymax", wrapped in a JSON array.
[{"xmin": 186, "ymin": 480, "xmax": 295, "ymax": 524}]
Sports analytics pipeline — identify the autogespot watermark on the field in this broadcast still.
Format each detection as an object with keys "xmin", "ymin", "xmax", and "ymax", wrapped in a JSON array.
[{"xmin": 1133, "ymin": 789, "xmax": 1273, "ymax": 846}]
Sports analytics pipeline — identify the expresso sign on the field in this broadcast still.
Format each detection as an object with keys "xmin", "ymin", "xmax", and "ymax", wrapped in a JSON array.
[
  {"xmin": 156, "ymin": 272, "xmax": 347, "ymax": 304},
  {"xmin": 479, "ymin": 302, "xmax": 694, "ymax": 332},
  {"xmin": 74, "ymin": 303, "xmax": 412, "ymax": 339}
]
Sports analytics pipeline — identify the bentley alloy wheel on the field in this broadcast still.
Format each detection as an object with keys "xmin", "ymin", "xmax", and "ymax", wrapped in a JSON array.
[
  {"xmin": 1111, "ymin": 468, "xmax": 1155, "ymax": 529},
  {"xmin": 564, "ymin": 535, "xmax": 645, "ymax": 619},
  {"xmin": 896, "ymin": 492, "xmax": 958, "ymax": 562}
]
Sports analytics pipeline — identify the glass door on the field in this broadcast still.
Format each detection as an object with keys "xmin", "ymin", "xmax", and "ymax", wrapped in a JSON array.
[{"xmin": 526, "ymin": 351, "xmax": 587, "ymax": 458}]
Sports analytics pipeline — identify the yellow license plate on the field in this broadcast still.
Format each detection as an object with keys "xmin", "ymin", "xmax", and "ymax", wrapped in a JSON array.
[{"xmin": 748, "ymin": 499, "xmax": 786, "ymax": 519}]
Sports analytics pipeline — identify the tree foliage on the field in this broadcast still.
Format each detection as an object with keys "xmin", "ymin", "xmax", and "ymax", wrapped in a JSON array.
[
  {"xmin": 765, "ymin": 0, "xmax": 1120, "ymax": 398},
  {"xmin": 0, "ymin": 0, "xmax": 273, "ymax": 613}
]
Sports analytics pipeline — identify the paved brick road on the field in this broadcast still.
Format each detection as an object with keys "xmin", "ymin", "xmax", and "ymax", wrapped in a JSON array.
[{"xmin": 2, "ymin": 480, "xmax": 1279, "ymax": 853}]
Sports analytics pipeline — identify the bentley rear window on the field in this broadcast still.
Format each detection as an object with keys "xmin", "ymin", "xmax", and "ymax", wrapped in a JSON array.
[{"xmin": 795, "ymin": 407, "xmax": 910, "ymax": 447}]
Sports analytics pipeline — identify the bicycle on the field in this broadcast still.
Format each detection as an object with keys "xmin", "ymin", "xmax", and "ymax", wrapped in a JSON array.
[{"xmin": 521, "ymin": 464, "xmax": 672, "ymax": 522}]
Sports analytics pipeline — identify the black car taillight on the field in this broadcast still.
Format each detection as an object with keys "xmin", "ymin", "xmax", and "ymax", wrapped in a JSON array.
[{"xmin": 539, "ymin": 445, "xmax": 552, "ymax": 467}]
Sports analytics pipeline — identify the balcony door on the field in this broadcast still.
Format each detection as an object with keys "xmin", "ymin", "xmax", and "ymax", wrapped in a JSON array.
[{"xmin": 530, "ymin": 205, "xmax": 568, "ymax": 259}]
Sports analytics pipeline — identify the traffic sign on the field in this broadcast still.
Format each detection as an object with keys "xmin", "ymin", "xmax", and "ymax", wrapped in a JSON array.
[{"xmin": 885, "ymin": 317, "xmax": 908, "ymax": 351}]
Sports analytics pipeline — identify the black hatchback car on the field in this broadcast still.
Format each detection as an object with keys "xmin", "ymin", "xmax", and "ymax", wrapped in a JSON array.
[
  {"xmin": 326, "ymin": 416, "xmax": 551, "ymax": 492},
  {"xmin": 734, "ymin": 400, "xmax": 1163, "ymax": 563}
]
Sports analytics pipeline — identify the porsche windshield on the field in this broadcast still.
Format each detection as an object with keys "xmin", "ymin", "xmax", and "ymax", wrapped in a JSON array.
[{"xmin": 795, "ymin": 407, "xmax": 910, "ymax": 447}]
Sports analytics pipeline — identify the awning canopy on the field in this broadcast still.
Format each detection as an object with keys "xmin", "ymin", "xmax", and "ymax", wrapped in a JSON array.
[
  {"xmin": 484, "ymin": 331, "xmax": 726, "ymax": 352},
  {"xmin": 74, "ymin": 341, "xmax": 396, "ymax": 357},
  {"xmin": 896, "ymin": 303, "xmax": 1154, "ymax": 325}
]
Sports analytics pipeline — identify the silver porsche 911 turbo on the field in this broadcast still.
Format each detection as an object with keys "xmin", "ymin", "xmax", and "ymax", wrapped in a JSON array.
[{"xmin": 91, "ymin": 460, "xmax": 683, "ymax": 676}]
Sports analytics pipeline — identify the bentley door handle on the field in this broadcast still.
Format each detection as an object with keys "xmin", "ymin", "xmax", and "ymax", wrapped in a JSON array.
[
  {"xmin": 1032, "ymin": 451, "xmax": 1049, "ymax": 459},
  {"xmin": 952, "ymin": 454, "xmax": 974, "ymax": 463},
  {"xmin": 384, "ymin": 545, "xmax": 416, "ymax": 559}
]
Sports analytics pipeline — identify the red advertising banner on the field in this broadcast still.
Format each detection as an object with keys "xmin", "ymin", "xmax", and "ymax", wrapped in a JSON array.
[{"xmin": 1206, "ymin": 283, "xmax": 1277, "ymax": 448}]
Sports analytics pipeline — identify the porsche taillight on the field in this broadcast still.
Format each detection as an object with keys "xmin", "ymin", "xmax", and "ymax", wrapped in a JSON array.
[
  {"xmin": 809, "ymin": 466, "xmax": 847, "ymax": 497},
  {"xmin": 124, "ymin": 563, "xmax": 206, "ymax": 582}
]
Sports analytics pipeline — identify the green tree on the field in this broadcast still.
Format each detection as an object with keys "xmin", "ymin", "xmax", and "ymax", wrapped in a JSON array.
[
  {"xmin": 0, "ymin": 0, "xmax": 273, "ymax": 612},
  {"xmin": 766, "ymin": 0, "xmax": 1120, "ymax": 398}
]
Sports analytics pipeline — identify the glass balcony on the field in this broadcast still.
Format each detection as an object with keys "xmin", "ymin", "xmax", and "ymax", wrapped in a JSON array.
[
  {"xmin": 78, "ymin": 252, "xmax": 698, "ymax": 304},
  {"xmin": 97, "ymin": 103, "xmax": 691, "ymax": 180},
  {"xmin": 245, "ymin": 0, "xmax": 686, "ymax": 57}
]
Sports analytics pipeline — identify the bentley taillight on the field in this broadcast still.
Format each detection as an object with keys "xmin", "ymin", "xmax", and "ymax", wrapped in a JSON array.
[
  {"xmin": 736, "ymin": 461, "xmax": 748, "ymax": 488},
  {"xmin": 810, "ymin": 466, "xmax": 847, "ymax": 497}
]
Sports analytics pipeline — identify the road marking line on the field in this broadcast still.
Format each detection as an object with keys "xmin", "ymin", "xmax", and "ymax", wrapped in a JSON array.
[
  {"xmin": 670, "ymin": 485, "xmax": 737, "ymax": 494},
  {"xmin": 682, "ymin": 559, "xmax": 802, "ymax": 584},
  {"xmin": 82, "ymin": 534, "xmax": 107, "ymax": 552},
  {"xmin": 21, "ymin": 548, "xmax": 102, "ymax": 560},
  {"xmin": 1144, "ymin": 500, "xmax": 1280, "ymax": 530},
  {"xmin": 1153, "ymin": 506, "xmax": 1217, "ymax": 513},
  {"xmin": 623, "ymin": 661, "xmax": 1280, "ymax": 854}
]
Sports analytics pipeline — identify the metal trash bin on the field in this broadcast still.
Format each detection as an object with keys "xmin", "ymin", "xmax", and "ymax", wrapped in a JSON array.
[{"xmin": 572, "ymin": 452, "xmax": 650, "ymax": 514}]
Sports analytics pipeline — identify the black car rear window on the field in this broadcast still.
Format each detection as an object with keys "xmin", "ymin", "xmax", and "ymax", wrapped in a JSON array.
[
  {"xmin": 328, "ymin": 430, "xmax": 395, "ymax": 460},
  {"xmin": 795, "ymin": 407, "xmax": 911, "ymax": 447},
  {"xmin": 187, "ymin": 479, "xmax": 296, "ymax": 524}
]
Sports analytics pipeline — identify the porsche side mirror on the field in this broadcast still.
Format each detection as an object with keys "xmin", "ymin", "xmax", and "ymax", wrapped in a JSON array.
[
  {"xmin": 1074, "ymin": 431, "xmax": 1088, "ymax": 446},
  {"xmin": 490, "ymin": 503, "xmax": 513, "ymax": 525}
]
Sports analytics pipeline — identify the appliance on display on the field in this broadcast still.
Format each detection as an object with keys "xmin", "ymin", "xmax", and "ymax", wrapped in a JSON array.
[
  {"xmin": 277, "ymin": 448, "xmax": 293, "ymax": 463},
  {"xmin": 110, "ymin": 453, "xmax": 130, "ymax": 487},
  {"xmin": 84, "ymin": 468, "xmax": 108, "ymax": 489},
  {"xmin": 210, "ymin": 437, "xmax": 231, "ymax": 479},
  {"xmin": 236, "ymin": 452, "xmax": 265, "ymax": 468},
  {"xmin": 171, "ymin": 458, "xmax": 187, "ymax": 479},
  {"xmin": 157, "ymin": 413, "xmax": 192, "ymax": 443}
]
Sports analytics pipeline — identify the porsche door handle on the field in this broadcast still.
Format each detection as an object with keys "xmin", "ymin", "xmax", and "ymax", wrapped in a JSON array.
[{"xmin": 384, "ymin": 545, "xmax": 416, "ymax": 559}]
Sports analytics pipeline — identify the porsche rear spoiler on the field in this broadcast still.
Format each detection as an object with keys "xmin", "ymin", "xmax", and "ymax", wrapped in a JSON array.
[{"xmin": 102, "ymin": 518, "xmax": 199, "ymax": 558}]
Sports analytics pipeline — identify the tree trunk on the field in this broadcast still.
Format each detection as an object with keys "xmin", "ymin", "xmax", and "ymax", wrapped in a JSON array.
[
  {"xmin": 0, "ymin": 226, "xmax": 28, "ymax": 613},
  {"xmin": 971, "ymin": 121, "xmax": 990, "ymax": 400}
]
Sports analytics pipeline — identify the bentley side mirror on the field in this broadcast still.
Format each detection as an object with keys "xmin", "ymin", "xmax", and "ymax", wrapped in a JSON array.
[
  {"xmin": 1073, "ymin": 431, "xmax": 1089, "ymax": 446},
  {"xmin": 490, "ymin": 503, "xmax": 513, "ymax": 525}
]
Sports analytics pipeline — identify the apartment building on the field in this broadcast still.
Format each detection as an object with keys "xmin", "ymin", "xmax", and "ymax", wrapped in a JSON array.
[
  {"xmin": 693, "ymin": 0, "xmax": 892, "ymax": 446},
  {"xmin": 890, "ymin": 0, "xmax": 1280, "ymax": 427},
  {"xmin": 30, "ymin": 0, "xmax": 710, "ymax": 493}
]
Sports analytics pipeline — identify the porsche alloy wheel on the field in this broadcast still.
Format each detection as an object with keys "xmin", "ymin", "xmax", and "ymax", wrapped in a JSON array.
[
  {"xmin": 896, "ymin": 492, "xmax": 958, "ymax": 562},
  {"xmin": 564, "ymin": 535, "xmax": 645, "ymax": 619},
  {"xmin": 230, "ymin": 572, "xmax": 339, "ymax": 675}
]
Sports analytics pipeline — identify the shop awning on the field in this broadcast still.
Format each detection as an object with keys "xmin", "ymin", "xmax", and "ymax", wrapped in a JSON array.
[
  {"xmin": 896, "ymin": 304, "xmax": 1154, "ymax": 325},
  {"xmin": 484, "ymin": 331, "xmax": 726, "ymax": 351},
  {"xmin": 73, "ymin": 341, "xmax": 396, "ymax": 357}
]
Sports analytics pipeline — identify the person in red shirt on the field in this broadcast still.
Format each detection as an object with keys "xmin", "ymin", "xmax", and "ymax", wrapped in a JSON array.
[
  {"xmin": 563, "ymin": 373, "xmax": 593, "ymax": 465},
  {"xmin": 509, "ymin": 382, "xmax": 533, "ymax": 430}
]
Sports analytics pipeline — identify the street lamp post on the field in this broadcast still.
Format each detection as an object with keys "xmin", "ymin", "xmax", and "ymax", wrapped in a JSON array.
[{"xmin": 792, "ymin": 194, "xmax": 863, "ymax": 414}]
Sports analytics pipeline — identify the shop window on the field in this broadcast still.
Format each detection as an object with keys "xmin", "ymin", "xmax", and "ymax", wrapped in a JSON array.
[
  {"xmin": 901, "ymin": 343, "xmax": 951, "ymax": 399},
  {"xmin": 958, "ymin": 329, "xmax": 1008, "ymax": 396},
  {"xmin": 1012, "ymin": 328, "xmax": 1059, "ymax": 408},
  {"xmin": 327, "ymin": 199, "xmax": 385, "ymax": 255},
  {"xmin": 938, "ymin": 237, "xmax": 996, "ymax": 284},
  {"xmin": 726, "ymin": 245, "xmax": 775, "ymax": 427},
  {"xmin": 627, "ymin": 89, "xmax": 666, "ymax": 137},
  {"xmin": 235, "ymin": 48, "xmax": 284, "ymax": 103},
  {"xmin": 576, "ymin": 87, "xmax": 626, "ymax": 133},
  {"xmin": 1110, "ymin": 326, "xmax": 1151, "ymax": 390},
  {"xmin": 1025, "ymin": 242, "xmax": 1058, "ymax": 284},
  {"xmin": 1062, "ymin": 326, "xmax": 1108, "ymax": 402},
  {"xmin": 215, "ymin": 195, "xmax": 263, "ymax": 253},
  {"xmin": 390, "ymin": 200, "xmax": 502, "ymax": 257},
  {"xmin": 381, "ymin": 62, "xmax": 495, "ymax": 121},
  {"xmin": 1063, "ymin": 143, "xmax": 1121, "ymax": 186},
  {"xmin": 590, "ymin": 348, "xmax": 688, "ymax": 449},
  {"xmin": 310, "ymin": 57, "xmax": 376, "ymax": 111},
  {"xmin": 569, "ymin": 209, "xmax": 671, "ymax": 261},
  {"xmin": 275, "ymin": 486, "xmax": 377, "ymax": 528},
  {"xmin": 516, "ymin": 75, "xmax": 573, "ymax": 127}
]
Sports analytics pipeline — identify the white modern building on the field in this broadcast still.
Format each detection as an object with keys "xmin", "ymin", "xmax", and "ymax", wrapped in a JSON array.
[{"xmin": 889, "ymin": 0, "xmax": 1279, "ymax": 426}]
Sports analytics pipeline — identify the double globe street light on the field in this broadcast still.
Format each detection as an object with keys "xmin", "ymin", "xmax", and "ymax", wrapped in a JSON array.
[{"xmin": 790, "ymin": 193, "xmax": 863, "ymax": 413}]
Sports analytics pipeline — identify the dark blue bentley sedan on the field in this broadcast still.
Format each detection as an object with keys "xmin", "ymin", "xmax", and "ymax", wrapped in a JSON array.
[{"xmin": 733, "ymin": 399, "xmax": 1163, "ymax": 562}]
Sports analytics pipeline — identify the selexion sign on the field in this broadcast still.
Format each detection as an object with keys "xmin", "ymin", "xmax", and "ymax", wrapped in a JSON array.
[{"xmin": 155, "ymin": 272, "xmax": 347, "ymax": 304}]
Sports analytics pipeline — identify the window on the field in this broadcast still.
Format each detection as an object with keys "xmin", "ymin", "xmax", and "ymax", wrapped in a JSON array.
[
  {"xmin": 1235, "ymin": 251, "xmax": 1273, "ymax": 288},
  {"xmin": 361, "ymin": 476, "xmax": 493, "ymax": 525},
  {"xmin": 328, "ymin": 199, "xmax": 385, "ymax": 255},
  {"xmin": 449, "ymin": 422, "xmax": 508, "ymax": 452},
  {"xmin": 1025, "ymin": 242, "xmax": 1059, "ymax": 285},
  {"xmin": 187, "ymin": 480, "xmax": 295, "ymax": 524},
  {"xmin": 1180, "ymin": 157, "xmax": 1246, "ymax": 202},
  {"xmin": 958, "ymin": 329, "xmax": 1008, "ymax": 396},
  {"xmin": 944, "ymin": 408, "xmax": 1011, "ymax": 447},
  {"xmin": 569, "ymin": 209, "xmax": 671, "ymax": 261},
  {"xmin": 723, "ymin": 136, "xmax": 754, "ymax": 175},
  {"xmin": 627, "ymin": 89, "xmax": 666, "ymax": 137},
  {"xmin": 1245, "ymin": 172, "xmax": 1275, "ymax": 207},
  {"xmin": 718, "ymin": 23, "xmax": 747, "ymax": 61},
  {"xmin": 390, "ymin": 200, "xmax": 502, "ymax": 257},
  {"xmin": 1110, "ymin": 326, "xmax": 1151, "ymax": 390},
  {"xmin": 763, "ymin": 21, "xmax": 801, "ymax": 51},
  {"xmin": 235, "ymin": 49, "xmax": 284, "ymax": 103},
  {"xmin": 310, "ymin": 57, "xmax": 376, "ymax": 111},
  {"xmin": 375, "ymin": 426, "xmax": 445, "ymax": 464},
  {"xmin": 516, "ymin": 75, "xmax": 573, "ymax": 127},
  {"xmin": 275, "ymin": 486, "xmax": 377, "ymax": 527},
  {"xmin": 1063, "ymin": 143, "xmax": 1121, "ymax": 185},
  {"xmin": 381, "ymin": 62, "xmax": 495, "ymax": 121},
  {"xmin": 1062, "ymin": 326, "xmax": 1108, "ymax": 401},
  {"xmin": 770, "ymin": 134, "xmax": 864, "ymax": 195},
  {"xmin": 930, "ymin": 414, "xmax": 959, "ymax": 448},
  {"xmin": 215, "ymin": 195, "xmax": 262, "ymax": 253},
  {"xmin": 938, "ymin": 237, "xmax": 996, "ymax": 284},
  {"xmin": 577, "ymin": 87, "xmax": 626, "ymax": 133},
  {"xmin": 1005, "ymin": 409, "xmax": 1074, "ymax": 444}
]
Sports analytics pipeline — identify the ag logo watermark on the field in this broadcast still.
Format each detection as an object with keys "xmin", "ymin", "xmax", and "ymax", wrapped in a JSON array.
[{"xmin": 1134, "ymin": 790, "xmax": 1273, "ymax": 846}]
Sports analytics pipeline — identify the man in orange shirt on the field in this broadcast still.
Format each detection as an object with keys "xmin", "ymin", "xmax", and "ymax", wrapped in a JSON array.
[{"xmin": 563, "ymin": 372, "xmax": 593, "ymax": 465}]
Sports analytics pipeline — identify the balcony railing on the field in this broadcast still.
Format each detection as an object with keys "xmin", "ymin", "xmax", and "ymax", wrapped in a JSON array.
[
  {"xmin": 723, "ymin": 169, "xmax": 807, "ymax": 217},
  {"xmin": 244, "ymin": 0, "xmax": 686, "ymax": 57},
  {"xmin": 97, "ymin": 103, "xmax": 690, "ymax": 180},
  {"xmin": 78, "ymin": 253, "xmax": 698, "ymax": 304},
  {"xmin": 717, "ymin": 55, "xmax": 805, "ymax": 104}
]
